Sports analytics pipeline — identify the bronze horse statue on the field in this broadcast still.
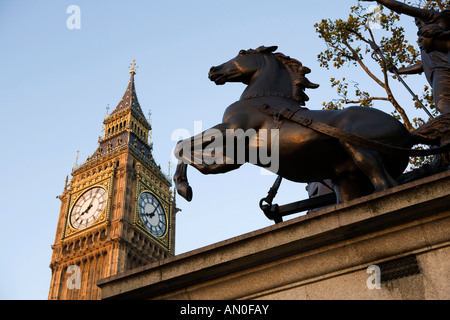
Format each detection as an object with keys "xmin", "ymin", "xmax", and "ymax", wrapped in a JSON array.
[{"xmin": 174, "ymin": 46, "xmax": 417, "ymax": 204}]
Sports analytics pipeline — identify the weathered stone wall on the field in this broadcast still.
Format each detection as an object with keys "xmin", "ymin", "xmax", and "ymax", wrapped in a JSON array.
[{"xmin": 98, "ymin": 171, "xmax": 450, "ymax": 300}]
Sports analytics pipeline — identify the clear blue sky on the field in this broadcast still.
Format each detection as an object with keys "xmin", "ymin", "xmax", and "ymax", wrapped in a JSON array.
[{"xmin": 0, "ymin": 0, "xmax": 426, "ymax": 299}]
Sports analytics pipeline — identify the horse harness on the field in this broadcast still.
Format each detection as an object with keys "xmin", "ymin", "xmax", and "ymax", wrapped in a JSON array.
[{"xmin": 260, "ymin": 104, "xmax": 450, "ymax": 157}]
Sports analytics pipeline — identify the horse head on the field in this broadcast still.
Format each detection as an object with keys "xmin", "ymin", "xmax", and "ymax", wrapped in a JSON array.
[
  {"xmin": 208, "ymin": 46, "xmax": 278, "ymax": 85},
  {"xmin": 208, "ymin": 46, "xmax": 319, "ymax": 105}
]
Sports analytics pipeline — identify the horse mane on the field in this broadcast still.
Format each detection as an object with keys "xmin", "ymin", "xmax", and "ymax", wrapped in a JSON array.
[
  {"xmin": 273, "ymin": 52, "xmax": 320, "ymax": 106},
  {"xmin": 244, "ymin": 46, "xmax": 320, "ymax": 105}
]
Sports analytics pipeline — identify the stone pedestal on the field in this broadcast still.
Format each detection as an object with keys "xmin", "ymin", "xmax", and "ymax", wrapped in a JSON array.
[{"xmin": 98, "ymin": 171, "xmax": 450, "ymax": 300}]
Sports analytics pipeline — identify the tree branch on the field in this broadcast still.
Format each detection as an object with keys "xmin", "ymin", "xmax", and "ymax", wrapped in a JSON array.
[
  {"xmin": 343, "ymin": 40, "xmax": 386, "ymax": 88},
  {"xmin": 344, "ymin": 97, "xmax": 390, "ymax": 104}
]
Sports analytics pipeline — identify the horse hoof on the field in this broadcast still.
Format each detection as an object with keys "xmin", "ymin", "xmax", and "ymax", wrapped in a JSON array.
[{"xmin": 177, "ymin": 182, "xmax": 193, "ymax": 202}]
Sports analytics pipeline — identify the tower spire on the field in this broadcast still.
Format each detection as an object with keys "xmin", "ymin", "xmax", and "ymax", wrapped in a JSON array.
[
  {"xmin": 106, "ymin": 59, "xmax": 147, "ymax": 125},
  {"xmin": 81, "ymin": 60, "xmax": 158, "ymax": 173}
]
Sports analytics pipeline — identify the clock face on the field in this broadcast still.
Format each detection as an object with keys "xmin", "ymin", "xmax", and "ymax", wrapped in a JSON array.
[
  {"xmin": 70, "ymin": 187, "xmax": 107, "ymax": 230},
  {"xmin": 138, "ymin": 192, "xmax": 167, "ymax": 237}
]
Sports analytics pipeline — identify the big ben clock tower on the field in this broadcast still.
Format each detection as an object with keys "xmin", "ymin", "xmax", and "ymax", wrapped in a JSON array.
[{"xmin": 48, "ymin": 60, "xmax": 176, "ymax": 300}]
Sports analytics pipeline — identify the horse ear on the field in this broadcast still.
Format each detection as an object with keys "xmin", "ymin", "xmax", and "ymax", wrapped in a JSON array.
[
  {"xmin": 265, "ymin": 46, "xmax": 278, "ymax": 53},
  {"xmin": 257, "ymin": 46, "xmax": 278, "ymax": 53}
]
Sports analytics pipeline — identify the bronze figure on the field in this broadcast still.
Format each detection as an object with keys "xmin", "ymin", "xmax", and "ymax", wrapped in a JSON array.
[
  {"xmin": 173, "ymin": 46, "xmax": 427, "ymax": 204},
  {"xmin": 361, "ymin": 0, "xmax": 450, "ymax": 114},
  {"xmin": 361, "ymin": 0, "xmax": 450, "ymax": 167}
]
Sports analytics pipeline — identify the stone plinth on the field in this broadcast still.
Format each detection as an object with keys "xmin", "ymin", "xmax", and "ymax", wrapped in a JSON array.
[{"xmin": 98, "ymin": 171, "xmax": 450, "ymax": 300}]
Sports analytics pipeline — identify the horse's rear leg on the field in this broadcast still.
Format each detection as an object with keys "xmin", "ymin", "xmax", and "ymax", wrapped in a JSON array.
[
  {"xmin": 341, "ymin": 142, "xmax": 398, "ymax": 192},
  {"xmin": 332, "ymin": 175, "xmax": 371, "ymax": 203}
]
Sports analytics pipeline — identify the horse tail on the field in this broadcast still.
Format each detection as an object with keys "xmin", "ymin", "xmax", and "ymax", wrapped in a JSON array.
[
  {"xmin": 407, "ymin": 142, "xmax": 450, "ymax": 156},
  {"xmin": 408, "ymin": 113, "xmax": 450, "ymax": 156},
  {"xmin": 410, "ymin": 113, "xmax": 450, "ymax": 145}
]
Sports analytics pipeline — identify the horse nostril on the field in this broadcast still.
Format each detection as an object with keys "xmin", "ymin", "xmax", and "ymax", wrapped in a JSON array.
[{"xmin": 210, "ymin": 66, "xmax": 217, "ymax": 73}]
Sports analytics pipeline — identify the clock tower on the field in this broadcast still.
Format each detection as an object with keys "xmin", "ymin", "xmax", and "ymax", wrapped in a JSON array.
[{"xmin": 48, "ymin": 61, "xmax": 176, "ymax": 300}]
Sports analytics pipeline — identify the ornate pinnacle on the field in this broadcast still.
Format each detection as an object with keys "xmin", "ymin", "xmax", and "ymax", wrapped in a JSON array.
[{"xmin": 129, "ymin": 58, "xmax": 138, "ymax": 75}]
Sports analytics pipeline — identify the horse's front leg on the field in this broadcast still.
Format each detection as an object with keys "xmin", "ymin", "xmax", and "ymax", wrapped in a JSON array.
[
  {"xmin": 173, "ymin": 124, "xmax": 243, "ymax": 201},
  {"xmin": 174, "ymin": 160, "xmax": 241, "ymax": 202},
  {"xmin": 173, "ymin": 162, "xmax": 193, "ymax": 202}
]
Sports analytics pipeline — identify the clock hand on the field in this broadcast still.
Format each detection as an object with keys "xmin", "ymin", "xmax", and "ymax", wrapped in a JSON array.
[
  {"xmin": 143, "ymin": 207, "xmax": 157, "ymax": 218},
  {"xmin": 90, "ymin": 189, "xmax": 100, "ymax": 205},
  {"xmin": 80, "ymin": 204, "xmax": 93, "ymax": 216},
  {"xmin": 150, "ymin": 205, "xmax": 163, "ymax": 219},
  {"xmin": 149, "ymin": 208, "xmax": 157, "ymax": 218},
  {"xmin": 81, "ymin": 188, "xmax": 100, "ymax": 216}
]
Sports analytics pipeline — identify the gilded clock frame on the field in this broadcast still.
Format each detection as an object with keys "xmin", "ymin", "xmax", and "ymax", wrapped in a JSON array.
[{"xmin": 63, "ymin": 177, "xmax": 113, "ymax": 238}]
